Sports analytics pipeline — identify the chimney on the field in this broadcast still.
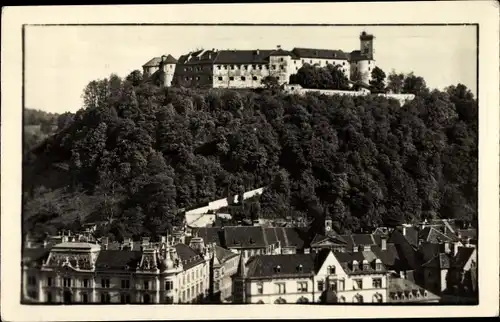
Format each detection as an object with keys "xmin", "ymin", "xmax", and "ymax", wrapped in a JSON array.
[{"xmin": 381, "ymin": 235, "xmax": 387, "ymax": 250}]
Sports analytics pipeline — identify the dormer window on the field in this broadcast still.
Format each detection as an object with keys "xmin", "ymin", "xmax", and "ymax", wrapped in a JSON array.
[
  {"xmin": 375, "ymin": 259, "xmax": 382, "ymax": 271},
  {"xmin": 362, "ymin": 260, "xmax": 369, "ymax": 271},
  {"xmin": 275, "ymin": 265, "xmax": 281, "ymax": 273},
  {"xmin": 352, "ymin": 260, "xmax": 359, "ymax": 271},
  {"xmin": 297, "ymin": 264, "xmax": 303, "ymax": 272}
]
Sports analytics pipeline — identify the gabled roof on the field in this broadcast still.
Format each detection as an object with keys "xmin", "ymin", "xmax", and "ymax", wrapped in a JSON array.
[
  {"xmin": 214, "ymin": 245, "xmax": 239, "ymax": 263},
  {"xmin": 162, "ymin": 54, "xmax": 178, "ymax": 64},
  {"xmin": 388, "ymin": 230, "xmax": 421, "ymax": 270},
  {"xmin": 292, "ymin": 48, "xmax": 349, "ymax": 60},
  {"xmin": 245, "ymin": 253, "xmax": 315, "ymax": 279},
  {"xmin": 452, "ymin": 247, "xmax": 475, "ymax": 269},
  {"xmin": 95, "ymin": 250, "xmax": 142, "ymax": 271},
  {"xmin": 419, "ymin": 227, "xmax": 454, "ymax": 244},
  {"xmin": 142, "ymin": 57, "xmax": 162, "ymax": 67}
]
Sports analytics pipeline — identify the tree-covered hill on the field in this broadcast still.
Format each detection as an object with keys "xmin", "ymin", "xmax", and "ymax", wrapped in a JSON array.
[{"xmin": 22, "ymin": 72, "xmax": 478, "ymax": 241}]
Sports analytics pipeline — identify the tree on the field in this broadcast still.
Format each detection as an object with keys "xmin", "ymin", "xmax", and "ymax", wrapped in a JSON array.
[
  {"xmin": 261, "ymin": 76, "xmax": 280, "ymax": 91},
  {"xmin": 369, "ymin": 66, "xmax": 387, "ymax": 93},
  {"xmin": 386, "ymin": 70, "xmax": 405, "ymax": 94},
  {"xmin": 402, "ymin": 72, "xmax": 429, "ymax": 96}
]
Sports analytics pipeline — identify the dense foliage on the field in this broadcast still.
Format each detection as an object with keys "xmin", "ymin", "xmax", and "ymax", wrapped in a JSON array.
[
  {"xmin": 23, "ymin": 70, "xmax": 478, "ymax": 241},
  {"xmin": 289, "ymin": 63, "xmax": 350, "ymax": 90}
]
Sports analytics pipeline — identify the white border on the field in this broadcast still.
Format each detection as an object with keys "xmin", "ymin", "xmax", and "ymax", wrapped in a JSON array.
[{"xmin": 2, "ymin": 1, "xmax": 499, "ymax": 320}]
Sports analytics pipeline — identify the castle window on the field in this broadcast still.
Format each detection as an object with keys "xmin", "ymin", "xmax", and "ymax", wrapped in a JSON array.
[
  {"xmin": 363, "ymin": 260, "xmax": 370, "ymax": 271},
  {"xmin": 317, "ymin": 280, "xmax": 324, "ymax": 291},
  {"xmin": 280, "ymin": 58, "xmax": 284, "ymax": 62},
  {"xmin": 274, "ymin": 265, "xmax": 281, "ymax": 273},
  {"xmin": 241, "ymin": 76, "xmax": 246, "ymax": 81},
  {"xmin": 252, "ymin": 64, "xmax": 256, "ymax": 69},
  {"xmin": 252, "ymin": 76, "xmax": 258, "ymax": 81},
  {"xmin": 46, "ymin": 292, "xmax": 52, "ymax": 303},
  {"xmin": 47, "ymin": 277, "xmax": 52, "ymax": 287},
  {"xmin": 143, "ymin": 294, "xmax": 151, "ymax": 304},
  {"xmin": 343, "ymin": 62, "xmax": 346, "ymax": 65},
  {"xmin": 83, "ymin": 279, "xmax": 89, "ymax": 288},
  {"xmin": 217, "ymin": 65, "xmax": 221, "ymax": 70},
  {"xmin": 310, "ymin": 60, "xmax": 313, "ymax": 64},
  {"xmin": 272, "ymin": 65, "xmax": 276, "ymax": 70},
  {"xmin": 280, "ymin": 65, "xmax": 285, "ymax": 70},
  {"xmin": 81, "ymin": 293, "xmax": 89, "ymax": 303},
  {"xmin": 230, "ymin": 65, "xmax": 235, "ymax": 70},
  {"xmin": 218, "ymin": 77, "xmax": 223, "ymax": 81},
  {"xmin": 229, "ymin": 76, "xmax": 234, "ymax": 81},
  {"xmin": 328, "ymin": 265, "xmax": 336, "ymax": 275},
  {"xmin": 144, "ymin": 281, "xmax": 150, "ymax": 290}
]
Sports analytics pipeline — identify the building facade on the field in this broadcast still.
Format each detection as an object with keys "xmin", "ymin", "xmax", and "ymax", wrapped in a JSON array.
[
  {"xmin": 22, "ymin": 237, "xmax": 214, "ymax": 304},
  {"xmin": 233, "ymin": 249, "xmax": 388, "ymax": 304},
  {"xmin": 142, "ymin": 31, "xmax": 376, "ymax": 89}
]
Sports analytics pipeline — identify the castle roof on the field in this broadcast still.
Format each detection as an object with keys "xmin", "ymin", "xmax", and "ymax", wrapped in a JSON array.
[
  {"xmin": 142, "ymin": 57, "xmax": 162, "ymax": 67},
  {"xmin": 213, "ymin": 50, "xmax": 275, "ymax": 64},
  {"xmin": 174, "ymin": 243, "xmax": 205, "ymax": 270},
  {"xmin": 292, "ymin": 48, "xmax": 349, "ymax": 60},
  {"xmin": 162, "ymin": 54, "xmax": 178, "ymax": 64}
]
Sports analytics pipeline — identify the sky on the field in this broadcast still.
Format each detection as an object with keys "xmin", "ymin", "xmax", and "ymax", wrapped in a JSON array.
[{"xmin": 24, "ymin": 25, "xmax": 477, "ymax": 114}]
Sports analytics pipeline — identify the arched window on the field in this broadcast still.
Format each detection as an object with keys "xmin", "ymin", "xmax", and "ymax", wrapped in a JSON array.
[
  {"xmin": 372, "ymin": 293, "xmax": 383, "ymax": 303},
  {"xmin": 297, "ymin": 296, "xmax": 309, "ymax": 304},
  {"xmin": 353, "ymin": 294, "xmax": 363, "ymax": 303},
  {"xmin": 274, "ymin": 297, "xmax": 287, "ymax": 304}
]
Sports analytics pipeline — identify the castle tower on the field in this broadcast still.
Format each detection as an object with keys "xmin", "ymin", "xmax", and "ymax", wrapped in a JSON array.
[
  {"xmin": 160, "ymin": 54, "xmax": 178, "ymax": 87},
  {"xmin": 357, "ymin": 31, "xmax": 375, "ymax": 84}
]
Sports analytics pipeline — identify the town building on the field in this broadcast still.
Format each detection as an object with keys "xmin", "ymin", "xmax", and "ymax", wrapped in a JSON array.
[
  {"xmin": 21, "ymin": 235, "xmax": 214, "ymax": 304},
  {"xmin": 232, "ymin": 249, "xmax": 387, "ymax": 304},
  {"xmin": 142, "ymin": 31, "xmax": 376, "ymax": 89}
]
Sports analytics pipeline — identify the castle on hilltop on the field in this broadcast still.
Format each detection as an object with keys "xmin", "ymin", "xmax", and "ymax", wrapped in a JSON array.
[{"xmin": 142, "ymin": 31, "xmax": 376, "ymax": 89}]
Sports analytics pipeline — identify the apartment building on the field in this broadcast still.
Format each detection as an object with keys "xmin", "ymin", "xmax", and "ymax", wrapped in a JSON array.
[
  {"xmin": 21, "ymin": 236, "xmax": 213, "ymax": 304},
  {"xmin": 232, "ymin": 249, "xmax": 388, "ymax": 304}
]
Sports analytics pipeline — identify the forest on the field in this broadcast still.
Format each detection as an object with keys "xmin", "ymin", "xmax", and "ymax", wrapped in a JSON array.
[{"xmin": 22, "ymin": 68, "xmax": 478, "ymax": 241}]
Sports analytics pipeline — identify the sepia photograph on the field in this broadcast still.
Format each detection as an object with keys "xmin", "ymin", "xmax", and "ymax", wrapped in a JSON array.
[{"xmin": 2, "ymin": 2, "xmax": 499, "ymax": 321}]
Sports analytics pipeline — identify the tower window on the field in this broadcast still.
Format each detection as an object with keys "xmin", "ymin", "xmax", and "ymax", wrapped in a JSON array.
[
  {"xmin": 218, "ymin": 77, "xmax": 223, "ymax": 81},
  {"xmin": 229, "ymin": 76, "xmax": 234, "ymax": 81},
  {"xmin": 280, "ymin": 58, "xmax": 284, "ymax": 62},
  {"xmin": 241, "ymin": 76, "xmax": 246, "ymax": 81},
  {"xmin": 252, "ymin": 76, "xmax": 258, "ymax": 81}
]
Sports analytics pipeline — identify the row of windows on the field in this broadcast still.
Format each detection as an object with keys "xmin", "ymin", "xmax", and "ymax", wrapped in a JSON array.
[
  {"xmin": 181, "ymin": 75, "xmax": 283, "ymax": 82},
  {"xmin": 181, "ymin": 281, "xmax": 205, "ymax": 302},
  {"xmin": 256, "ymin": 277, "xmax": 384, "ymax": 295},
  {"xmin": 256, "ymin": 294, "xmax": 382, "ymax": 304},
  {"xmin": 44, "ymin": 291, "xmax": 176, "ymax": 304},
  {"xmin": 45, "ymin": 277, "xmax": 178, "ymax": 291}
]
